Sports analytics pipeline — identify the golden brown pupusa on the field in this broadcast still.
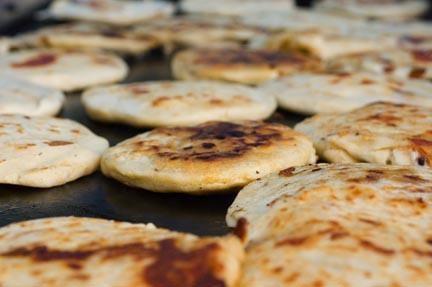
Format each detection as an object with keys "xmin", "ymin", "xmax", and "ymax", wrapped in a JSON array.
[
  {"xmin": 296, "ymin": 102, "xmax": 432, "ymax": 166},
  {"xmin": 228, "ymin": 163, "xmax": 432, "ymax": 287},
  {"xmin": 101, "ymin": 121, "xmax": 316, "ymax": 194},
  {"xmin": 172, "ymin": 48, "xmax": 321, "ymax": 85}
]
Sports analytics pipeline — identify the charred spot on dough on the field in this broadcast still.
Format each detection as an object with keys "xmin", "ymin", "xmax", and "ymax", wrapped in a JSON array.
[
  {"xmin": 360, "ymin": 112, "xmax": 401, "ymax": 127},
  {"xmin": 233, "ymin": 218, "xmax": 248, "ymax": 242},
  {"xmin": 360, "ymin": 78, "xmax": 375, "ymax": 85},
  {"xmin": 14, "ymin": 143, "xmax": 36, "ymax": 150},
  {"xmin": 348, "ymin": 169, "xmax": 384, "ymax": 183},
  {"xmin": 11, "ymin": 53, "xmax": 57, "ymax": 68},
  {"xmin": 45, "ymin": 140, "xmax": 74, "ymax": 146},
  {"xmin": 279, "ymin": 167, "xmax": 295, "ymax": 177},
  {"xmin": 128, "ymin": 85, "xmax": 150, "ymax": 95},
  {"xmin": 359, "ymin": 240, "xmax": 395, "ymax": 255},
  {"xmin": 409, "ymin": 67, "xmax": 427, "ymax": 79},
  {"xmin": 2, "ymin": 239, "xmax": 225, "ymax": 287},
  {"xmin": 276, "ymin": 236, "xmax": 308, "ymax": 247},
  {"xmin": 411, "ymin": 49, "xmax": 432, "ymax": 62},
  {"xmin": 194, "ymin": 49, "xmax": 310, "ymax": 67}
]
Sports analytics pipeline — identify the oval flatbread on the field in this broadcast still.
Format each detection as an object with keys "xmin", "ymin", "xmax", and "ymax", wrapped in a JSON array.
[
  {"xmin": 227, "ymin": 163, "xmax": 432, "ymax": 286},
  {"xmin": 133, "ymin": 16, "xmax": 267, "ymax": 50},
  {"xmin": 0, "ymin": 49, "xmax": 128, "ymax": 91},
  {"xmin": 16, "ymin": 23, "xmax": 160, "ymax": 55},
  {"xmin": 0, "ymin": 216, "xmax": 243, "ymax": 287},
  {"xmin": 0, "ymin": 74, "xmax": 65, "ymax": 116},
  {"xmin": 328, "ymin": 48, "xmax": 432, "ymax": 80},
  {"xmin": 0, "ymin": 114, "xmax": 108, "ymax": 188},
  {"xmin": 180, "ymin": 0, "xmax": 294, "ymax": 16},
  {"xmin": 82, "ymin": 80, "xmax": 277, "ymax": 127},
  {"xmin": 101, "ymin": 121, "xmax": 316, "ymax": 194},
  {"xmin": 172, "ymin": 48, "xmax": 321, "ymax": 85},
  {"xmin": 49, "ymin": 0, "xmax": 174, "ymax": 26},
  {"xmin": 260, "ymin": 72, "xmax": 432, "ymax": 114},
  {"xmin": 295, "ymin": 102, "xmax": 432, "ymax": 166}
]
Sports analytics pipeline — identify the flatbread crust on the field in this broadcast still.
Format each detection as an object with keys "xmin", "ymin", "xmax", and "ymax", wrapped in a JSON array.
[
  {"xmin": 227, "ymin": 163, "xmax": 432, "ymax": 286},
  {"xmin": 180, "ymin": 0, "xmax": 294, "ymax": 16},
  {"xmin": 49, "ymin": 0, "xmax": 174, "ymax": 26},
  {"xmin": 133, "ymin": 16, "xmax": 267, "ymax": 50},
  {"xmin": 15, "ymin": 23, "xmax": 160, "ymax": 54},
  {"xmin": 328, "ymin": 48, "xmax": 432, "ymax": 80},
  {"xmin": 295, "ymin": 102, "xmax": 432, "ymax": 166},
  {"xmin": 0, "ymin": 115, "xmax": 108, "ymax": 188},
  {"xmin": 0, "ymin": 217, "xmax": 244, "ymax": 287},
  {"xmin": 316, "ymin": 0, "xmax": 429, "ymax": 21},
  {"xmin": 172, "ymin": 48, "xmax": 321, "ymax": 85},
  {"xmin": 82, "ymin": 80, "xmax": 277, "ymax": 127},
  {"xmin": 0, "ymin": 49, "xmax": 128, "ymax": 91},
  {"xmin": 254, "ymin": 28, "xmax": 396, "ymax": 60},
  {"xmin": 0, "ymin": 74, "xmax": 65, "ymax": 116},
  {"xmin": 101, "ymin": 121, "xmax": 316, "ymax": 194},
  {"xmin": 260, "ymin": 72, "xmax": 432, "ymax": 114}
]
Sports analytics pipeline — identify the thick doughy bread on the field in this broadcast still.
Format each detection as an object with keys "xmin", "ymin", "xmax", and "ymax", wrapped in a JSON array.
[
  {"xmin": 82, "ymin": 80, "xmax": 277, "ymax": 127},
  {"xmin": 49, "ymin": 0, "xmax": 174, "ymax": 26},
  {"xmin": 328, "ymin": 48, "xmax": 432, "ymax": 80},
  {"xmin": 0, "ymin": 115, "xmax": 108, "ymax": 188},
  {"xmin": 101, "ymin": 121, "xmax": 316, "ymax": 194},
  {"xmin": 260, "ymin": 72, "xmax": 432, "ymax": 114},
  {"xmin": 0, "ymin": 74, "xmax": 65, "ymax": 116},
  {"xmin": 295, "ymin": 102, "xmax": 432, "ymax": 166},
  {"xmin": 17, "ymin": 23, "xmax": 160, "ymax": 54},
  {"xmin": 227, "ymin": 163, "xmax": 432, "ymax": 286},
  {"xmin": 0, "ymin": 217, "xmax": 244, "ymax": 287},
  {"xmin": 172, "ymin": 48, "xmax": 321, "ymax": 85},
  {"xmin": 180, "ymin": 0, "xmax": 294, "ymax": 16},
  {"xmin": 133, "ymin": 16, "xmax": 267, "ymax": 50},
  {"xmin": 316, "ymin": 0, "xmax": 429, "ymax": 21},
  {"xmin": 0, "ymin": 49, "xmax": 128, "ymax": 91}
]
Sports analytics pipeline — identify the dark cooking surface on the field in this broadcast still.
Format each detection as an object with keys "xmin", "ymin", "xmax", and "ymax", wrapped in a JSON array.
[{"xmin": 0, "ymin": 51, "xmax": 306, "ymax": 235}]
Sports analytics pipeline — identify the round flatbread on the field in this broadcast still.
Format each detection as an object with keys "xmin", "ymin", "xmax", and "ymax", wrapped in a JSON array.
[
  {"xmin": 0, "ymin": 49, "xmax": 128, "ymax": 91},
  {"xmin": 133, "ymin": 16, "xmax": 267, "ymax": 50},
  {"xmin": 101, "ymin": 121, "xmax": 316, "ymax": 194},
  {"xmin": 172, "ymin": 48, "xmax": 321, "ymax": 85},
  {"xmin": 18, "ymin": 23, "xmax": 160, "ymax": 54},
  {"xmin": 0, "ymin": 217, "xmax": 243, "ymax": 287},
  {"xmin": 227, "ymin": 163, "xmax": 432, "ymax": 286},
  {"xmin": 328, "ymin": 48, "xmax": 432, "ymax": 80},
  {"xmin": 82, "ymin": 80, "xmax": 277, "ymax": 127},
  {"xmin": 180, "ymin": 0, "xmax": 294, "ymax": 16},
  {"xmin": 295, "ymin": 102, "xmax": 432, "ymax": 166},
  {"xmin": 316, "ymin": 0, "xmax": 429, "ymax": 21},
  {"xmin": 49, "ymin": 0, "xmax": 174, "ymax": 26},
  {"xmin": 0, "ymin": 114, "xmax": 108, "ymax": 187},
  {"xmin": 260, "ymin": 72, "xmax": 432, "ymax": 114},
  {"xmin": 0, "ymin": 74, "xmax": 65, "ymax": 116}
]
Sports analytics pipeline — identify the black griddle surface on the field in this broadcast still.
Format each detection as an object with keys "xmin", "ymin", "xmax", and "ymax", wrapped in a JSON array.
[{"xmin": 0, "ymin": 51, "xmax": 306, "ymax": 236}]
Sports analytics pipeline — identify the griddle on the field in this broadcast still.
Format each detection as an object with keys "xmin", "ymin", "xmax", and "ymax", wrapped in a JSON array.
[{"xmin": 0, "ymin": 49, "xmax": 305, "ymax": 236}]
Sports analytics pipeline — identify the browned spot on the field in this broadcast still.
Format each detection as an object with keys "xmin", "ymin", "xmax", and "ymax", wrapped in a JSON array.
[
  {"xmin": 279, "ymin": 167, "xmax": 295, "ymax": 177},
  {"xmin": 409, "ymin": 67, "xmax": 426, "ymax": 79},
  {"xmin": 360, "ymin": 113, "xmax": 401, "ymax": 127},
  {"xmin": 152, "ymin": 96, "xmax": 170, "ymax": 107},
  {"xmin": 201, "ymin": 142, "xmax": 215, "ymax": 149},
  {"xmin": 233, "ymin": 218, "xmax": 248, "ymax": 242},
  {"xmin": 359, "ymin": 218, "xmax": 382, "ymax": 226},
  {"xmin": 412, "ymin": 49, "xmax": 432, "ymax": 62},
  {"xmin": 361, "ymin": 78, "xmax": 375, "ymax": 85},
  {"xmin": 128, "ymin": 85, "xmax": 150, "ymax": 95},
  {"xmin": 411, "ymin": 134, "xmax": 432, "ymax": 166},
  {"xmin": 45, "ymin": 141, "xmax": 73, "ymax": 146},
  {"xmin": 330, "ymin": 232, "xmax": 349, "ymax": 240},
  {"xmin": 348, "ymin": 169, "xmax": 384, "ymax": 183},
  {"xmin": 403, "ymin": 174, "xmax": 427, "ymax": 183},
  {"xmin": 14, "ymin": 143, "xmax": 36, "ymax": 150},
  {"xmin": 284, "ymin": 272, "xmax": 300, "ymax": 284},
  {"xmin": 144, "ymin": 240, "xmax": 225, "ymax": 287},
  {"xmin": 360, "ymin": 240, "xmax": 395, "ymax": 255},
  {"xmin": 11, "ymin": 53, "xmax": 57, "ymax": 68},
  {"xmin": 209, "ymin": 99, "xmax": 224, "ymax": 105},
  {"xmin": 3, "ymin": 239, "xmax": 225, "ymax": 287},
  {"xmin": 67, "ymin": 262, "xmax": 82, "ymax": 270},
  {"xmin": 71, "ymin": 129, "xmax": 80, "ymax": 134},
  {"xmin": 276, "ymin": 236, "xmax": 307, "ymax": 247},
  {"xmin": 92, "ymin": 55, "xmax": 115, "ymax": 65}
]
